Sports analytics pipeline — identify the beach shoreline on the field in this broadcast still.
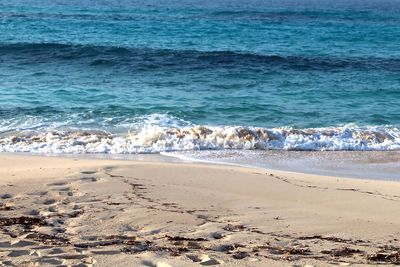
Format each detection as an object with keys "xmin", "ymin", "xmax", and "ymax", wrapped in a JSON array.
[
  {"xmin": 3, "ymin": 0, "xmax": 400, "ymax": 266},
  {"xmin": 5, "ymin": 150, "xmax": 400, "ymax": 181},
  {"xmin": 1, "ymin": 153, "xmax": 400, "ymax": 266}
]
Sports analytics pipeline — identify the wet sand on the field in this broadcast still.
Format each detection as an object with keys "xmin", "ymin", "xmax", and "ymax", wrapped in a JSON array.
[
  {"xmin": 1, "ymin": 153, "xmax": 400, "ymax": 266},
  {"xmin": 166, "ymin": 150, "xmax": 400, "ymax": 181}
]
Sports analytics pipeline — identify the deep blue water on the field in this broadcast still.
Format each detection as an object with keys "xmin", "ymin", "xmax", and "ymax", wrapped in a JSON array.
[{"xmin": 1, "ymin": 0, "xmax": 400, "ymax": 153}]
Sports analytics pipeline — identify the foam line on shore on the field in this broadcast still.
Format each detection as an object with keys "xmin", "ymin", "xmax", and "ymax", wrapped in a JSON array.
[{"xmin": 0, "ymin": 124, "xmax": 399, "ymax": 153}]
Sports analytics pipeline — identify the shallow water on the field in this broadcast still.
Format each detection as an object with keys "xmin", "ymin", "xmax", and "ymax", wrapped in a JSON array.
[
  {"xmin": 164, "ymin": 150, "xmax": 400, "ymax": 181},
  {"xmin": 1, "ymin": 0, "xmax": 400, "ymax": 154}
]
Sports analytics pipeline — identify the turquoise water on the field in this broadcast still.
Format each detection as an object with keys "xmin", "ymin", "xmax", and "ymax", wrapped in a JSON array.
[{"xmin": 1, "ymin": 0, "xmax": 400, "ymax": 153}]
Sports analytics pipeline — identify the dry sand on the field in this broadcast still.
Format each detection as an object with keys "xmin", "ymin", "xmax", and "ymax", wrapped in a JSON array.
[{"xmin": 0, "ymin": 153, "xmax": 400, "ymax": 266}]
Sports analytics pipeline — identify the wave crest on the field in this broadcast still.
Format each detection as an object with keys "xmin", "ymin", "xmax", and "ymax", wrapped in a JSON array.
[
  {"xmin": 2, "ymin": 42, "xmax": 400, "ymax": 72},
  {"xmin": 0, "ymin": 125, "xmax": 399, "ymax": 153}
]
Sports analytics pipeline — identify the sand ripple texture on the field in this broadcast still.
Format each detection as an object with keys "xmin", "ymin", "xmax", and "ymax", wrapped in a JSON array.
[{"xmin": 1, "ymin": 157, "xmax": 400, "ymax": 266}]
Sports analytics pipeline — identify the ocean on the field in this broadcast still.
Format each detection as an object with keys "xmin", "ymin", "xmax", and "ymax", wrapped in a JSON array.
[{"xmin": 1, "ymin": 0, "xmax": 400, "ymax": 170}]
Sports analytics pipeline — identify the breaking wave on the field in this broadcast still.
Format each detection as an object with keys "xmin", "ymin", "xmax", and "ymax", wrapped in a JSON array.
[{"xmin": 0, "ymin": 124, "xmax": 399, "ymax": 153}]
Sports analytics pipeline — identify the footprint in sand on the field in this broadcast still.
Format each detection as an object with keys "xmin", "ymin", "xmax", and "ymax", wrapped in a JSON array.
[
  {"xmin": 81, "ymin": 171, "xmax": 97, "ymax": 175},
  {"xmin": 187, "ymin": 254, "xmax": 223, "ymax": 265},
  {"xmin": 81, "ymin": 236, "xmax": 98, "ymax": 241},
  {"xmin": 0, "ymin": 241, "xmax": 11, "ymax": 248},
  {"xmin": 211, "ymin": 232, "xmax": 225, "ymax": 240},
  {"xmin": 11, "ymin": 239, "xmax": 37, "ymax": 247},
  {"xmin": 48, "ymin": 206, "xmax": 58, "ymax": 212},
  {"xmin": 1, "ymin": 194, "xmax": 12, "ymax": 199},
  {"xmin": 25, "ymin": 209, "xmax": 40, "ymax": 215},
  {"xmin": 28, "ymin": 191, "xmax": 48, "ymax": 196},
  {"xmin": 91, "ymin": 250, "xmax": 121, "ymax": 255},
  {"xmin": 48, "ymin": 181, "xmax": 69, "ymax": 186},
  {"xmin": 59, "ymin": 187, "xmax": 71, "ymax": 192},
  {"xmin": 81, "ymin": 177, "xmax": 98, "ymax": 182},
  {"xmin": 48, "ymin": 248, "xmax": 65, "ymax": 254},
  {"xmin": 51, "ymin": 228, "xmax": 66, "ymax": 234},
  {"xmin": 57, "ymin": 187, "xmax": 74, "ymax": 196},
  {"xmin": 60, "ymin": 254, "xmax": 89, "ymax": 260},
  {"xmin": 43, "ymin": 199, "xmax": 57, "ymax": 205},
  {"xmin": 8, "ymin": 250, "xmax": 30, "ymax": 257},
  {"xmin": 35, "ymin": 258, "xmax": 64, "ymax": 265},
  {"xmin": 70, "ymin": 263, "xmax": 94, "ymax": 267}
]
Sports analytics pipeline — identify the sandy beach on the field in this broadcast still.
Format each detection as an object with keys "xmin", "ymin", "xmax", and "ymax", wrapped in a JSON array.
[{"xmin": 1, "ymin": 153, "xmax": 400, "ymax": 266}]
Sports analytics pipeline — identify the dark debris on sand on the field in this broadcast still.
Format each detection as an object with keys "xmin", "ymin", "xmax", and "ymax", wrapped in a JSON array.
[
  {"xmin": 299, "ymin": 235, "xmax": 352, "ymax": 243},
  {"xmin": 0, "ymin": 216, "xmax": 47, "ymax": 229},
  {"xmin": 165, "ymin": 235, "xmax": 208, "ymax": 242},
  {"xmin": 223, "ymin": 224, "xmax": 246, "ymax": 232},
  {"xmin": 367, "ymin": 250, "xmax": 400, "ymax": 264},
  {"xmin": 26, "ymin": 232, "xmax": 70, "ymax": 245},
  {"xmin": 1, "ymin": 204, "xmax": 13, "ymax": 211},
  {"xmin": 321, "ymin": 247, "xmax": 362, "ymax": 257},
  {"xmin": 265, "ymin": 245, "xmax": 311, "ymax": 255},
  {"xmin": 232, "ymin": 251, "xmax": 250, "ymax": 259}
]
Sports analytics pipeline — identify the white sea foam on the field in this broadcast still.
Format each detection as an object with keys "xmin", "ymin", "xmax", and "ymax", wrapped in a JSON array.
[{"xmin": 0, "ymin": 123, "xmax": 399, "ymax": 153}]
